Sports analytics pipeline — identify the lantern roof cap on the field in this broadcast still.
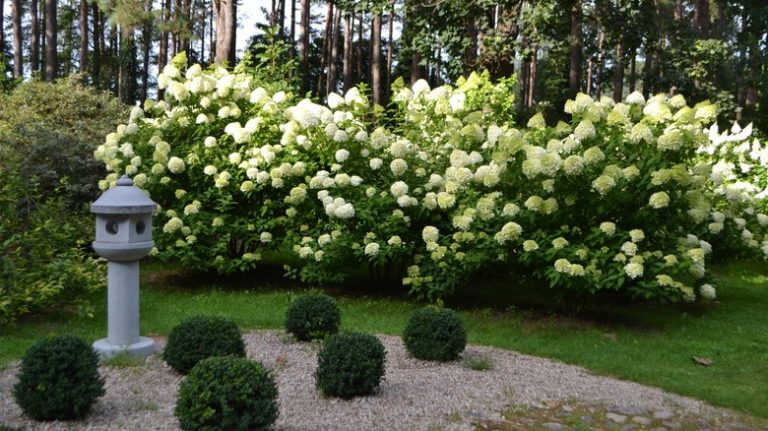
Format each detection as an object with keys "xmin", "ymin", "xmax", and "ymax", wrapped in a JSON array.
[{"xmin": 90, "ymin": 176, "xmax": 157, "ymax": 215}]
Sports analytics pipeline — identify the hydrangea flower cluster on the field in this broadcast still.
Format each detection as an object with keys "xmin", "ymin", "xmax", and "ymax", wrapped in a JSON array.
[{"xmin": 95, "ymin": 56, "xmax": 768, "ymax": 302}]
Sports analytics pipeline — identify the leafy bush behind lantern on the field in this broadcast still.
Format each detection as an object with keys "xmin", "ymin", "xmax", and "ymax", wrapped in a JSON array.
[
  {"xmin": 315, "ymin": 332, "xmax": 387, "ymax": 398},
  {"xmin": 284, "ymin": 293, "xmax": 341, "ymax": 341},
  {"xmin": 403, "ymin": 307, "xmax": 467, "ymax": 361},
  {"xmin": 95, "ymin": 55, "xmax": 768, "ymax": 303},
  {"xmin": 175, "ymin": 356, "xmax": 278, "ymax": 431},
  {"xmin": 13, "ymin": 335, "xmax": 105, "ymax": 421},
  {"xmin": 163, "ymin": 315, "xmax": 246, "ymax": 374}
]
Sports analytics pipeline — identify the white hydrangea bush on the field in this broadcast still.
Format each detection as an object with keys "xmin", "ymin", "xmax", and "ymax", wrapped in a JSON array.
[{"xmin": 95, "ymin": 58, "xmax": 768, "ymax": 301}]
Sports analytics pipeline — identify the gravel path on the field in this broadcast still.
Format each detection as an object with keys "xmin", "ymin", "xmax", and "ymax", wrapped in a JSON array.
[{"xmin": 0, "ymin": 330, "xmax": 757, "ymax": 430}]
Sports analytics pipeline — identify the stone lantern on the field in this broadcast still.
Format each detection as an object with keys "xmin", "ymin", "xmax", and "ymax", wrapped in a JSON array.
[{"xmin": 90, "ymin": 175, "xmax": 157, "ymax": 358}]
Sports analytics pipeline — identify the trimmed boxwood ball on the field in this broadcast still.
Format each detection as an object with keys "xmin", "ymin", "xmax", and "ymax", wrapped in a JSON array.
[
  {"xmin": 13, "ymin": 335, "xmax": 105, "ymax": 421},
  {"xmin": 403, "ymin": 307, "xmax": 467, "ymax": 361},
  {"xmin": 284, "ymin": 293, "xmax": 341, "ymax": 341},
  {"xmin": 315, "ymin": 332, "xmax": 386, "ymax": 398},
  {"xmin": 175, "ymin": 356, "xmax": 278, "ymax": 431},
  {"xmin": 163, "ymin": 315, "xmax": 246, "ymax": 374}
]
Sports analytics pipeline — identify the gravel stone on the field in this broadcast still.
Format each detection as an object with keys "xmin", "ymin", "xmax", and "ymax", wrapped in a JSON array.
[{"xmin": 0, "ymin": 330, "xmax": 752, "ymax": 431}]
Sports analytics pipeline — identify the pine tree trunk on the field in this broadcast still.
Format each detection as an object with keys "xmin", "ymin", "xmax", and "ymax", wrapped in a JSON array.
[
  {"xmin": 343, "ymin": 13, "xmax": 353, "ymax": 92},
  {"xmin": 528, "ymin": 46, "xmax": 537, "ymax": 107},
  {"xmin": 371, "ymin": 12, "xmax": 382, "ymax": 104},
  {"xmin": 141, "ymin": 0, "xmax": 152, "ymax": 101},
  {"xmin": 209, "ymin": 5, "xmax": 215, "ymax": 61},
  {"xmin": 31, "ymin": 0, "xmax": 40, "ymax": 74},
  {"xmin": 356, "ymin": 11, "xmax": 363, "ymax": 82},
  {"xmin": 118, "ymin": 25, "xmax": 138, "ymax": 104},
  {"xmin": 181, "ymin": 0, "xmax": 192, "ymax": 54},
  {"xmin": 11, "ymin": 0, "xmax": 22, "ymax": 78},
  {"xmin": 464, "ymin": 15, "xmax": 478, "ymax": 77},
  {"xmin": 278, "ymin": 0, "xmax": 286, "ymax": 38},
  {"xmin": 693, "ymin": 0, "xmax": 710, "ymax": 37},
  {"xmin": 45, "ymin": 0, "xmax": 57, "ymax": 82},
  {"xmin": 213, "ymin": 0, "xmax": 236, "ymax": 66},
  {"xmin": 298, "ymin": 0, "xmax": 310, "ymax": 89},
  {"xmin": 79, "ymin": 0, "xmax": 88, "ymax": 73},
  {"xmin": 519, "ymin": 33, "xmax": 529, "ymax": 108},
  {"xmin": 171, "ymin": 0, "xmax": 180, "ymax": 57},
  {"xmin": 410, "ymin": 53, "xmax": 421, "ymax": 84},
  {"xmin": 568, "ymin": 0, "xmax": 582, "ymax": 97},
  {"xmin": 290, "ymin": 0, "xmax": 296, "ymax": 58},
  {"xmin": 328, "ymin": 6, "xmax": 342, "ymax": 96},
  {"xmin": 386, "ymin": 1, "xmax": 394, "ymax": 102},
  {"xmin": 629, "ymin": 49, "xmax": 636, "ymax": 93},
  {"xmin": 642, "ymin": 47, "xmax": 653, "ymax": 98},
  {"xmin": 92, "ymin": 3, "xmax": 101, "ymax": 84},
  {"xmin": 0, "ymin": 0, "xmax": 4, "ymax": 54},
  {"xmin": 159, "ymin": 0, "xmax": 169, "ymax": 72},
  {"xmin": 318, "ymin": 1, "xmax": 334, "ymax": 96},
  {"xmin": 613, "ymin": 41, "xmax": 624, "ymax": 102},
  {"xmin": 595, "ymin": 30, "xmax": 604, "ymax": 98}
]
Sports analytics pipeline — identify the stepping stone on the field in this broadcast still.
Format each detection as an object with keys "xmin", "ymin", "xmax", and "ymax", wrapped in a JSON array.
[
  {"xmin": 653, "ymin": 410, "xmax": 674, "ymax": 420},
  {"xmin": 632, "ymin": 416, "xmax": 653, "ymax": 425},
  {"xmin": 607, "ymin": 412, "xmax": 628, "ymax": 423},
  {"xmin": 543, "ymin": 422, "xmax": 564, "ymax": 430}
]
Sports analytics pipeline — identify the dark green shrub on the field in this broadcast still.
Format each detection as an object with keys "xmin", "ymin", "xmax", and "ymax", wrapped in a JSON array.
[
  {"xmin": 13, "ymin": 335, "xmax": 105, "ymax": 421},
  {"xmin": 163, "ymin": 315, "xmax": 246, "ymax": 374},
  {"xmin": 175, "ymin": 356, "xmax": 278, "ymax": 431},
  {"xmin": 284, "ymin": 293, "xmax": 341, "ymax": 341},
  {"xmin": 315, "ymin": 332, "xmax": 386, "ymax": 398},
  {"xmin": 403, "ymin": 307, "xmax": 467, "ymax": 361}
]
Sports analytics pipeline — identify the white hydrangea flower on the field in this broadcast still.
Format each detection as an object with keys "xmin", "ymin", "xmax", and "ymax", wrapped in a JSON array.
[
  {"xmin": 163, "ymin": 217, "xmax": 184, "ymax": 233},
  {"xmin": 390, "ymin": 181, "xmax": 409, "ymax": 197},
  {"xmin": 592, "ymin": 175, "xmax": 616, "ymax": 196},
  {"xmin": 629, "ymin": 229, "xmax": 645, "ymax": 242},
  {"xmin": 583, "ymin": 146, "xmax": 605, "ymax": 165},
  {"xmin": 364, "ymin": 242, "xmax": 380, "ymax": 257},
  {"xmin": 573, "ymin": 120, "xmax": 596, "ymax": 141},
  {"xmin": 599, "ymin": 222, "xmax": 616, "ymax": 236},
  {"xmin": 494, "ymin": 222, "xmax": 523, "ymax": 244},
  {"xmin": 626, "ymin": 91, "xmax": 645, "ymax": 105},
  {"xmin": 390, "ymin": 158, "xmax": 408, "ymax": 176},
  {"xmin": 552, "ymin": 237, "xmax": 569, "ymax": 249},
  {"xmin": 624, "ymin": 262, "xmax": 644, "ymax": 279},
  {"xmin": 523, "ymin": 240, "xmax": 539, "ymax": 252},
  {"xmin": 649, "ymin": 191, "xmax": 670, "ymax": 208},
  {"xmin": 167, "ymin": 156, "xmax": 186, "ymax": 174},
  {"xmin": 621, "ymin": 241, "xmax": 638, "ymax": 256},
  {"xmin": 422, "ymin": 226, "xmax": 439, "ymax": 243},
  {"xmin": 699, "ymin": 284, "xmax": 716, "ymax": 300},
  {"xmin": 369, "ymin": 158, "xmax": 383, "ymax": 170},
  {"xmin": 335, "ymin": 149, "xmax": 350, "ymax": 163}
]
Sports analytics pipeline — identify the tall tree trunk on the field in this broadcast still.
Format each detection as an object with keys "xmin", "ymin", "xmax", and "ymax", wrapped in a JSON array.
[
  {"xmin": 0, "ymin": 0, "xmax": 4, "ymax": 55},
  {"xmin": 343, "ymin": 12, "xmax": 353, "ymax": 92},
  {"xmin": 629, "ymin": 48, "xmax": 636, "ymax": 92},
  {"xmin": 371, "ymin": 12, "xmax": 382, "ymax": 104},
  {"xmin": 31, "ymin": 0, "xmax": 40, "ymax": 74},
  {"xmin": 674, "ymin": 0, "xmax": 682, "ymax": 20},
  {"xmin": 595, "ymin": 29, "xmax": 605, "ymax": 98},
  {"xmin": 613, "ymin": 41, "xmax": 624, "ymax": 102},
  {"xmin": 328, "ymin": 6, "xmax": 342, "ymax": 96},
  {"xmin": 642, "ymin": 46, "xmax": 653, "ymax": 97},
  {"xmin": 356, "ymin": 11, "xmax": 364, "ymax": 82},
  {"xmin": 298, "ymin": 0, "xmax": 310, "ymax": 89},
  {"xmin": 318, "ymin": 1, "xmax": 334, "ymax": 96},
  {"xmin": 11, "ymin": 0, "xmax": 22, "ymax": 78},
  {"xmin": 693, "ymin": 0, "xmax": 710, "ymax": 37},
  {"xmin": 520, "ymin": 33, "xmax": 529, "ymax": 108},
  {"xmin": 586, "ymin": 57, "xmax": 593, "ymax": 95},
  {"xmin": 278, "ymin": 0, "xmax": 286, "ymax": 38},
  {"xmin": 209, "ymin": 4, "xmax": 215, "ymax": 61},
  {"xmin": 171, "ymin": 0, "xmax": 179, "ymax": 57},
  {"xmin": 568, "ymin": 0, "xmax": 582, "ymax": 97},
  {"xmin": 290, "ymin": 0, "xmax": 296, "ymax": 58},
  {"xmin": 92, "ymin": 3, "xmax": 101, "ymax": 83},
  {"xmin": 118, "ymin": 25, "xmax": 137, "ymax": 103},
  {"xmin": 159, "ymin": 0, "xmax": 170, "ymax": 72},
  {"xmin": 213, "ymin": 0, "xmax": 236, "ymax": 66},
  {"xmin": 79, "ymin": 0, "xmax": 88, "ymax": 73},
  {"xmin": 528, "ymin": 46, "xmax": 537, "ymax": 107},
  {"xmin": 180, "ymin": 0, "xmax": 192, "ymax": 54},
  {"xmin": 386, "ymin": 1, "xmax": 394, "ymax": 101},
  {"xmin": 45, "ymin": 0, "xmax": 57, "ymax": 82},
  {"xmin": 141, "ymin": 0, "xmax": 152, "ymax": 101}
]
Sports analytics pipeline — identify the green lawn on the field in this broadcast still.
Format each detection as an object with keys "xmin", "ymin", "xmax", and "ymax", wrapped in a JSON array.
[{"xmin": 1, "ymin": 260, "xmax": 766, "ymax": 418}]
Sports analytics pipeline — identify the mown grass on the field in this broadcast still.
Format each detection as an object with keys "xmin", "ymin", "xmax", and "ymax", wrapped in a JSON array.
[{"xmin": 0, "ymin": 260, "xmax": 766, "ymax": 418}]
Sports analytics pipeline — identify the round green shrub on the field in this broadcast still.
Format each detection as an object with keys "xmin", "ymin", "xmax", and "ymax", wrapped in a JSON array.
[
  {"xmin": 284, "ymin": 293, "xmax": 341, "ymax": 341},
  {"xmin": 315, "ymin": 332, "xmax": 386, "ymax": 398},
  {"xmin": 13, "ymin": 335, "xmax": 105, "ymax": 421},
  {"xmin": 403, "ymin": 307, "xmax": 467, "ymax": 361},
  {"xmin": 175, "ymin": 356, "xmax": 278, "ymax": 431},
  {"xmin": 163, "ymin": 315, "xmax": 246, "ymax": 374}
]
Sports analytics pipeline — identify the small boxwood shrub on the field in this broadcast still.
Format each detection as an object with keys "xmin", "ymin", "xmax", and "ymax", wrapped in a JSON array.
[
  {"xmin": 163, "ymin": 315, "xmax": 246, "ymax": 374},
  {"xmin": 403, "ymin": 307, "xmax": 467, "ymax": 361},
  {"xmin": 175, "ymin": 356, "xmax": 278, "ymax": 431},
  {"xmin": 13, "ymin": 335, "xmax": 105, "ymax": 421},
  {"xmin": 284, "ymin": 293, "xmax": 341, "ymax": 341},
  {"xmin": 315, "ymin": 332, "xmax": 386, "ymax": 398}
]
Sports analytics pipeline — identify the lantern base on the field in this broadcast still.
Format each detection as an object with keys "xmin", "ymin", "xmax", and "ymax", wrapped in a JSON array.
[{"xmin": 93, "ymin": 336, "xmax": 155, "ymax": 359}]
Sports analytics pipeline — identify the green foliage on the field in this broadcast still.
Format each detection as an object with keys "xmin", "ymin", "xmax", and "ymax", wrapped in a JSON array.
[
  {"xmin": 163, "ymin": 315, "xmax": 246, "ymax": 374},
  {"xmin": 315, "ymin": 332, "xmax": 387, "ymax": 398},
  {"xmin": 240, "ymin": 27, "xmax": 300, "ymax": 93},
  {"xmin": 284, "ymin": 293, "xmax": 341, "ymax": 341},
  {"xmin": 403, "ymin": 307, "xmax": 466, "ymax": 361},
  {"xmin": 175, "ymin": 356, "xmax": 278, "ymax": 431},
  {"xmin": 13, "ymin": 335, "xmax": 105, "ymax": 421}
]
